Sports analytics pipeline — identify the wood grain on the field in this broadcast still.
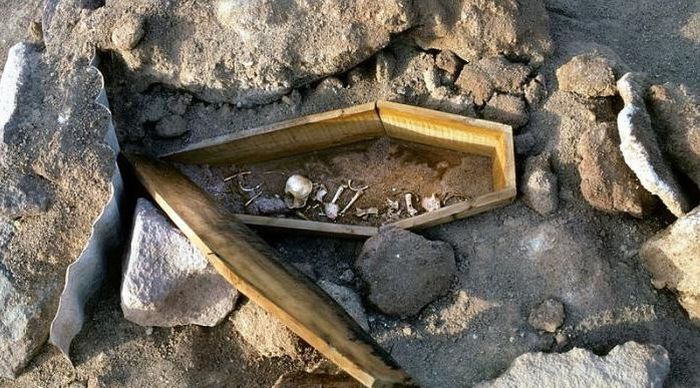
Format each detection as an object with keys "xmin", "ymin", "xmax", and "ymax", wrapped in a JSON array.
[
  {"xmin": 125, "ymin": 154, "xmax": 416, "ymax": 387},
  {"xmin": 236, "ymin": 214, "xmax": 378, "ymax": 238}
]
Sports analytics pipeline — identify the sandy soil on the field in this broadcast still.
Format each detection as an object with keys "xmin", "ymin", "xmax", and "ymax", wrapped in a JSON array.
[
  {"xmin": 184, "ymin": 138, "xmax": 493, "ymax": 226},
  {"xmin": 1, "ymin": 1, "xmax": 699, "ymax": 388}
]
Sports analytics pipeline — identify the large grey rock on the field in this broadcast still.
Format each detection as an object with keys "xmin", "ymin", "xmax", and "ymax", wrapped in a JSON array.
[
  {"xmin": 231, "ymin": 299, "xmax": 304, "ymax": 359},
  {"xmin": 617, "ymin": 73, "xmax": 691, "ymax": 217},
  {"xmin": 1, "ymin": 44, "xmax": 121, "ymax": 378},
  {"xmin": 577, "ymin": 122, "xmax": 657, "ymax": 217},
  {"xmin": 121, "ymin": 199, "xmax": 238, "ymax": 327},
  {"xmin": 556, "ymin": 53, "xmax": 617, "ymax": 98},
  {"xmin": 412, "ymin": 0, "xmax": 553, "ymax": 65},
  {"xmin": 355, "ymin": 227, "xmax": 456, "ymax": 317},
  {"xmin": 641, "ymin": 206, "xmax": 700, "ymax": 325},
  {"xmin": 647, "ymin": 83, "xmax": 700, "ymax": 188},
  {"xmin": 476, "ymin": 341, "xmax": 670, "ymax": 387},
  {"xmin": 318, "ymin": 280, "xmax": 369, "ymax": 332},
  {"xmin": 522, "ymin": 153, "xmax": 558, "ymax": 215},
  {"xmin": 88, "ymin": 0, "xmax": 414, "ymax": 106}
]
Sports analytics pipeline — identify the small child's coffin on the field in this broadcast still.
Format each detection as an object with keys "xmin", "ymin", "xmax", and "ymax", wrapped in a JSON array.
[{"xmin": 165, "ymin": 101, "xmax": 516, "ymax": 237}]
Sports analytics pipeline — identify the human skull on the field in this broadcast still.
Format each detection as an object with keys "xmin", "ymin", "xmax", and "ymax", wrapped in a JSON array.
[{"xmin": 284, "ymin": 175, "xmax": 313, "ymax": 209}]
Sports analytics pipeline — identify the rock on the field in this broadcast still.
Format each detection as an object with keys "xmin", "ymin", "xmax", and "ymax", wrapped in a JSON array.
[
  {"xmin": 339, "ymin": 269, "xmax": 355, "ymax": 283},
  {"xmin": 556, "ymin": 53, "xmax": 617, "ymax": 97},
  {"xmin": 375, "ymin": 51, "xmax": 396, "ymax": 85},
  {"xmin": 154, "ymin": 115, "xmax": 188, "ymax": 139},
  {"xmin": 476, "ymin": 342, "xmax": 670, "ymax": 387},
  {"xmin": 514, "ymin": 132, "xmax": 537, "ymax": 156},
  {"xmin": 640, "ymin": 206, "xmax": 700, "ymax": 325},
  {"xmin": 617, "ymin": 73, "xmax": 691, "ymax": 217},
  {"xmin": 96, "ymin": 0, "xmax": 413, "ymax": 106},
  {"xmin": 647, "ymin": 83, "xmax": 700, "ymax": 188},
  {"xmin": 318, "ymin": 280, "xmax": 369, "ymax": 331},
  {"xmin": 292, "ymin": 262, "xmax": 317, "ymax": 281},
  {"xmin": 111, "ymin": 14, "xmax": 146, "ymax": 51},
  {"xmin": 412, "ymin": 0, "xmax": 553, "ymax": 65},
  {"xmin": 232, "ymin": 299, "xmax": 304, "ymax": 359},
  {"xmin": 0, "ymin": 175, "xmax": 52, "ymax": 219},
  {"xmin": 577, "ymin": 122, "xmax": 657, "ymax": 217},
  {"xmin": 249, "ymin": 196, "xmax": 288, "ymax": 216},
  {"xmin": 166, "ymin": 93, "xmax": 192, "ymax": 116},
  {"xmin": 121, "ymin": 199, "xmax": 238, "ymax": 327},
  {"xmin": 434, "ymin": 50, "xmax": 461, "ymax": 82},
  {"xmin": 524, "ymin": 74, "xmax": 547, "ymax": 109},
  {"xmin": 355, "ymin": 227, "xmax": 456, "ymax": 317},
  {"xmin": 482, "ymin": 94, "xmax": 529, "ymax": 128},
  {"xmin": 475, "ymin": 57, "xmax": 531, "ymax": 95},
  {"xmin": 455, "ymin": 64, "xmax": 494, "ymax": 106},
  {"xmin": 1, "ymin": 44, "xmax": 122, "ymax": 378},
  {"xmin": 528, "ymin": 299, "xmax": 565, "ymax": 333},
  {"xmin": 521, "ymin": 153, "xmax": 558, "ymax": 215}
]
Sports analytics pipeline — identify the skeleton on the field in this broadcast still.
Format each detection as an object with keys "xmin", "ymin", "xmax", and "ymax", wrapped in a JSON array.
[
  {"xmin": 421, "ymin": 193, "xmax": 441, "ymax": 212},
  {"xmin": 284, "ymin": 174, "xmax": 313, "ymax": 209},
  {"xmin": 355, "ymin": 207, "xmax": 379, "ymax": 218},
  {"xmin": 340, "ymin": 180, "xmax": 369, "ymax": 216},
  {"xmin": 385, "ymin": 198, "xmax": 401, "ymax": 220},
  {"xmin": 323, "ymin": 183, "xmax": 347, "ymax": 220},
  {"xmin": 313, "ymin": 184, "xmax": 328, "ymax": 203},
  {"xmin": 404, "ymin": 193, "xmax": 419, "ymax": 216}
]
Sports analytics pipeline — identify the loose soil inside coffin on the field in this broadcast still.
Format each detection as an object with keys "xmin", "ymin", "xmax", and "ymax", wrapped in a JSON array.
[{"xmin": 180, "ymin": 137, "xmax": 494, "ymax": 227}]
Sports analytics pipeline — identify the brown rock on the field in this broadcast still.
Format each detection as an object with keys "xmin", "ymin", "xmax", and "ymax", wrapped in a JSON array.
[
  {"xmin": 641, "ymin": 206, "xmax": 700, "ymax": 325},
  {"xmin": 435, "ymin": 50, "xmax": 462, "ymax": 82},
  {"xmin": 411, "ymin": 0, "xmax": 553, "ymax": 65},
  {"xmin": 647, "ymin": 83, "xmax": 700, "ymax": 188},
  {"xmin": 111, "ymin": 14, "xmax": 146, "ymax": 51},
  {"xmin": 528, "ymin": 299, "xmax": 565, "ymax": 333},
  {"xmin": 482, "ymin": 94, "xmax": 529, "ymax": 128},
  {"xmin": 556, "ymin": 53, "xmax": 617, "ymax": 97},
  {"xmin": 476, "ymin": 57, "xmax": 531, "ymax": 94},
  {"xmin": 455, "ymin": 64, "xmax": 494, "ymax": 106},
  {"xmin": 577, "ymin": 122, "xmax": 657, "ymax": 217}
]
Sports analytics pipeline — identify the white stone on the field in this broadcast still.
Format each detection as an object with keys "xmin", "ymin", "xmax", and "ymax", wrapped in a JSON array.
[
  {"xmin": 477, "ymin": 341, "xmax": 670, "ymax": 387},
  {"xmin": 617, "ymin": 73, "xmax": 691, "ymax": 217},
  {"xmin": 120, "ymin": 199, "xmax": 238, "ymax": 327}
]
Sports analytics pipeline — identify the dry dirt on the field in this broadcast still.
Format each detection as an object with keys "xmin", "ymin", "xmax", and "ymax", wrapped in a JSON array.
[
  {"xmin": 1, "ymin": 0, "xmax": 699, "ymax": 388},
  {"xmin": 184, "ymin": 137, "xmax": 493, "ymax": 226}
]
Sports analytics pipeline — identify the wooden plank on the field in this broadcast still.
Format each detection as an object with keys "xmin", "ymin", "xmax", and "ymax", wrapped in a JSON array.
[
  {"xmin": 388, "ymin": 188, "xmax": 517, "ymax": 230},
  {"xmin": 125, "ymin": 154, "xmax": 415, "ymax": 388},
  {"xmin": 235, "ymin": 214, "xmax": 378, "ymax": 238},
  {"xmin": 163, "ymin": 102, "xmax": 383, "ymax": 165},
  {"xmin": 376, "ymin": 100, "xmax": 511, "ymax": 158}
]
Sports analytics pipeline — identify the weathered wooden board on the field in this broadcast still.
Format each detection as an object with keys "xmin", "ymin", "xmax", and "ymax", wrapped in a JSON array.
[
  {"xmin": 125, "ymin": 154, "xmax": 415, "ymax": 387},
  {"xmin": 165, "ymin": 102, "xmax": 383, "ymax": 165}
]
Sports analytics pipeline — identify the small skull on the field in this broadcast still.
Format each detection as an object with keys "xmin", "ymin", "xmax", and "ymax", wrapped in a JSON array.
[{"xmin": 284, "ymin": 175, "xmax": 313, "ymax": 209}]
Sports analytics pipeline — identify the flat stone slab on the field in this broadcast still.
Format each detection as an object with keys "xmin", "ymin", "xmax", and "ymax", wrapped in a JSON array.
[{"xmin": 121, "ymin": 198, "xmax": 238, "ymax": 327}]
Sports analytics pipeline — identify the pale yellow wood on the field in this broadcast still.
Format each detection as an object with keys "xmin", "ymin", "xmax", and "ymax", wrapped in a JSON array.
[
  {"xmin": 126, "ymin": 154, "xmax": 415, "ymax": 387},
  {"xmin": 164, "ymin": 102, "xmax": 383, "ymax": 165},
  {"xmin": 388, "ymin": 188, "xmax": 517, "ymax": 230},
  {"xmin": 235, "ymin": 214, "xmax": 378, "ymax": 238},
  {"xmin": 162, "ymin": 100, "xmax": 516, "ymax": 236}
]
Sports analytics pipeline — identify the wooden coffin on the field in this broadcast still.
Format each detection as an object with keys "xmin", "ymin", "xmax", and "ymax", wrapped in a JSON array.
[{"xmin": 164, "ymin": 101, "xmax": 516, "ymax": 237}]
